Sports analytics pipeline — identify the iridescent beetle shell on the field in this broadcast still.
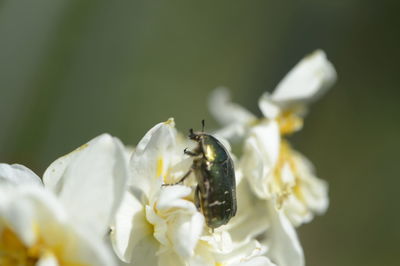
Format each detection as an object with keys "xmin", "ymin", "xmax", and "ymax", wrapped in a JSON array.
[{"xmin": 190, "ymin": 131, "xmax": 237, "ymax": 228}]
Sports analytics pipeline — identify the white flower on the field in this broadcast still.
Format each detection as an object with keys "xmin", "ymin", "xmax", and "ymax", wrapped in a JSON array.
[
  {"xmin": 0, "ymin": 133, "xmax": 129, "ymax": 266},
  {"xmin": 43, "ymin": 134, "xmax": 130, "ymax": 237},
  {"xmin": 0, "ymin": 163, "xmax": 42, "ymax": 187},
  {"xmin": 111, "ymin": 118, "xmax": 204, "ymax": 266},
  {"xmin": 190, "ymin": 231, "xmax": 275, "ymax": 266},
  {"xmin": 209, "ymin": 50, "xmax": 335, "ymax": 226},
  {"xmin": 264, "ymin": 200, "xmax": 304, "ymax": 266},
  {"xmin": 241, "ymin": 125, "xmax": 329, "ymax": 226},
  {"xmin": 258, "ymin": 49, "xmax": 336, "ymax": 135},
  {"xmin": 224, "ymin": 177, "xmax": 304, "ymax": 266},
  {"xmin": 0, "ymin": 185, "xmax": 114, "ymax": 266},
  {"xmin": 210, "ymin": 50, "xmax": 336, "ymax": 137},
  {"xmin": 269, "ymin": 141, "xmax": 329, "ymax": 226},
  {"xmin": 262, "ymin": 50, "xmax": 336, "ymax": 111},
  {"xmin": 111, "ymin": 118, "xmax": 271, "ymax": 266}
]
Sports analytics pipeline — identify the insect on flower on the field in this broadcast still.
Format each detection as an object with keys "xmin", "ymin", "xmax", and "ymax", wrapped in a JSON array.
[{"xmin": 164, "ymin": 120, "xmax": 237, "ymax": 230}]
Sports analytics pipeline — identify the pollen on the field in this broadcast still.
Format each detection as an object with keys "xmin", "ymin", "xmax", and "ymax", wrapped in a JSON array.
[
  {"xmin": 0, "ymin": 224, "xmax": 90, "ymax": 266},
  {"xmin": 273, "ymin": 140, "xmax": 305, "ymax": 207},
  {"xmin": 163, "ymin": 118, "xmax": 175, "ymax": 126},
  {"xmin": 0, "ymin": 227, "xmax": 44, "ymax": 266},
  {"xmin": 277, "ymin": 110, "xmax": 303, "ymax": 135}
]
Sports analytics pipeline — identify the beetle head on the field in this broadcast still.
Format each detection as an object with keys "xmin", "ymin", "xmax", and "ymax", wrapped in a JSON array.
[
  {"xmin": 188, "ymin": 128, "xmax": 201, "ymax": 141},
  {"xmin": 188, "ymin": 120, "xmax": 206, "ymax": 141}
]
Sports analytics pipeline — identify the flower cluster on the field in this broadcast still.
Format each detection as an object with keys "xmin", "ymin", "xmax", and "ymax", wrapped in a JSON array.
[{"xmin": 0, "ymin": 50, "xmax": 335, "ymax": 266}]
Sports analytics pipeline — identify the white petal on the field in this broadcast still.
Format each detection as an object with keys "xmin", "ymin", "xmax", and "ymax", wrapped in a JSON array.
[
  {"xmin": 271, "ymin": 50, "xmax": 337, "ymax": 105},
  {"xmin": 124, "ymin": 234, "xmax": 159, "ymax": 266},
  {"xmin": 258, "ymin": 93, "xmax": 281, "ymax": 119},
  {"xmin": 111, "ymin": 191, "xmax": 152, "ymax": 262},
  {"xmin": 240, "ymin": 136, "xmax": 267, "ymax": 198},
  {"xmin": 146, "ymin": 205, "xmax": 169, "ymax": 247},
  {"xmin": 43, "ymin": 134, "xmax": 130, "ymax": 236},
  {"xmin": 169, "ymin": 211, "xmax": 204, "ymax": 258},
  {"xmin": 241, "ymin": 122, "xmax": 280, "ymax": 199},
  {"xmin": 157, "ymin": 251, "xmax": 186, "ymax": 266},
  {"xmin": 216, "ymin": 238, "xmax": 268, "ymax": 264},
  {"xmin": 266, "ymin": 201, "xmax": 304, "ymax": 266},
  {"xmin": 212, "ymin": 123, "xmax": 250, "ymax": 142},
  {"xmin": 33, "ymin": 194, "xmax": 116, "ymax": 266},
  {"xmin": 252, "ymin": 122, "xmax": 280, "ymax": 170},
  {"xmin": 233, "ymin": 256, "xmax": 277, "ymax": 266},
  {"xmin": 281, "ymin": 163, "xmax": 295, "ymax": 185},
  {"xmin": 0, "ymin": 186, "xmax": 115, "ymax": 266},
  {"xmin": 0, "ymin": 163, "xmax": 42, "ymax": 186},
  {"xmin": 283, "ymin": 196, "xmax": 312, "ymax": 227},
  {"xmin": 226, "ymin": 178, "xmax": 270, "ymax": 242},
  {"xmin": 0, "ymin": 186, "xmax": 66, "ymax": 246},
  {"xmin": 198, "ymin": 232, "xmax": 271, "ymax": 266},
  {"xmin": 209, "ymin": 87, "xmax": 256, "ymax": 126},
  {"xmin": 292, "ymin": 151, "xmax": 329, "ymax": 215},
  {"xmin": 36, "ymin": 254, "xmax": 59, "ymax": 266},
  {"xmin": 129, "ymin": 119, "xmax": 177, "ymax": 197},
  {"xmin": 156, "ymin": 186, "xmax": 204, "ymax": 258},
  {"xmin": 157, "ymin": 185, "xmax": 196, "ymax": 212},
  {"xmin": 64, "ymin": 226, "xmax": 116, "ymax": 266}
]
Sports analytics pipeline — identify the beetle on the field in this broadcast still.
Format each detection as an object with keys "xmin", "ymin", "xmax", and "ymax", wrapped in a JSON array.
[{"xmin": 165, "ymin": 120, "xmax": 237, "ymax": 230}]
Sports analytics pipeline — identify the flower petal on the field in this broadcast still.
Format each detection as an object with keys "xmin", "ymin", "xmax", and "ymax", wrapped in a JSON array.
[
  {"xmin": 213, "ymin": 123, "xmax": 251, "ymax": 142},
  {"xmin": 241, "ymin": 122, "xmax": 280, "ymax": 199},
  {"xmin": 233, "ymin": 256, "xmax": 277, "ymax": 266},
  {"xmin": 266, "ymin": 201, "xmax": 304, "ymax": 266},
  {"xmin": 194, "ymin": 232, "xmax": 271, "ymax": 266},
  {"xmin": 125, "ymin": 234, "xmax": 159, "ymax": 266},
  {"xmin": 209, "ymin": 87, "xmax": 256, "ymax": 126},
  {"xmin": 129, "ymin": 118, "xmax": 178, "ymax": 198},
  {"xmin": 258, "ymin": 93, "xmax": 281, "ymax": 120},
  {"xmin": 282, "ymin": 150, "xmax": 329, "ymax": 226},
  {"xmin": 0, "ymin": 186, "xmax": 44, "ymax": 249},
  {"xmin": 111, "ymin": 191, "xmax": 152, "ymax": 262},
  {"xmin": 225, "ymin": 178, "xmax": 270, "ymax": 242},
  {"xmin": 36, "ymin": 254, "xmax": 58, "ymax": 266},
  {"xmin": 270, "ymin": 50, "xmax": 336, "ymax": 105},
  {"xmin": 156, "ymin": 186, "xmax": 204, "ymax": 258},
  {"xmin": 0, "ymin": 185, "xmax": 115, "ymax": 266},
  {"xmin": 43, "ymin": 134, "xmax": 129, "ymax": 236},
  {"xmin": 0, "ymin": 163, "xmax": 42, "ymax": 186},
  {"xmin": 293, "ymin": 151, "xmax": 329, "ymax": 215},
  {"xmin": 157, "ymin": 250, "xmax": 186, "ymax": 266},
  {"xmin": 169, "ymin": 211, "xmax": 204, "ymax": 258},
  {"xmin": 215, "ymin": 238, "xmax": 267, "ymax": 265},
  {"xmin": 157, "ymin": 185, "xmax": 196, "ymax": 212}
]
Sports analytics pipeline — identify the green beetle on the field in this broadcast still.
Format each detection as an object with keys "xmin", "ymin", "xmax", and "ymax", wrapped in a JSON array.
[{"xmin": 167, "ymin": 120, "xmax": 237, "ymax": 229}]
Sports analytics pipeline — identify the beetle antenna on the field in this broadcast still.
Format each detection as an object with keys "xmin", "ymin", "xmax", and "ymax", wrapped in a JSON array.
[
  {"xmin": 201, "ymin": 119, "xmax": 205, "ymax": 132},
  {"xmin": 189, "ymin": 128, "xmax": 194, "ymax": 138}
]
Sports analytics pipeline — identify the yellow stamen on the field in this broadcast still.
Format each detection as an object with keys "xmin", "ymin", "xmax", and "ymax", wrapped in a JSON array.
[
  {"xmin": 0, "ymin": 227, "xmax": 43, "ymax": 266},
  {"xmin": 273, "ymin": 140, "xmax": 306, "ymax": 207},
  {"xmin": 163, "ymin": 118, "xmax": 175, "ymax": 126},
  {"xmin": 0, "ymin": 225, "xmax": 89, "ymax": 266},
  {"xmin": 276, "ymin": 110, "xmax": 303, "ymax": 135},
  {"xmin": 156, "ymin": 158, "xmax": 164, "ymax": 179}
]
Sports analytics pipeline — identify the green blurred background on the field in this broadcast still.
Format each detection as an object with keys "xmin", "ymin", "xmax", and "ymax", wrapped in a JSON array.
[{"xmin": 0, "ymin": 1, "xmax": 399, "ymax": 265}]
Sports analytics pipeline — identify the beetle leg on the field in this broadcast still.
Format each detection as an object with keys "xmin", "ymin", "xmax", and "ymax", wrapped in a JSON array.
[
  {"xmin": 184, "ymin": 148, "xmax": 201, "ymax": 157},
  {"xmin": 194, "ymin": 185, "xmax": 201, "ymax": 211},
  {"xmin": 162, "ymin": 168, "xmax": 192, "ymax": 186}
]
